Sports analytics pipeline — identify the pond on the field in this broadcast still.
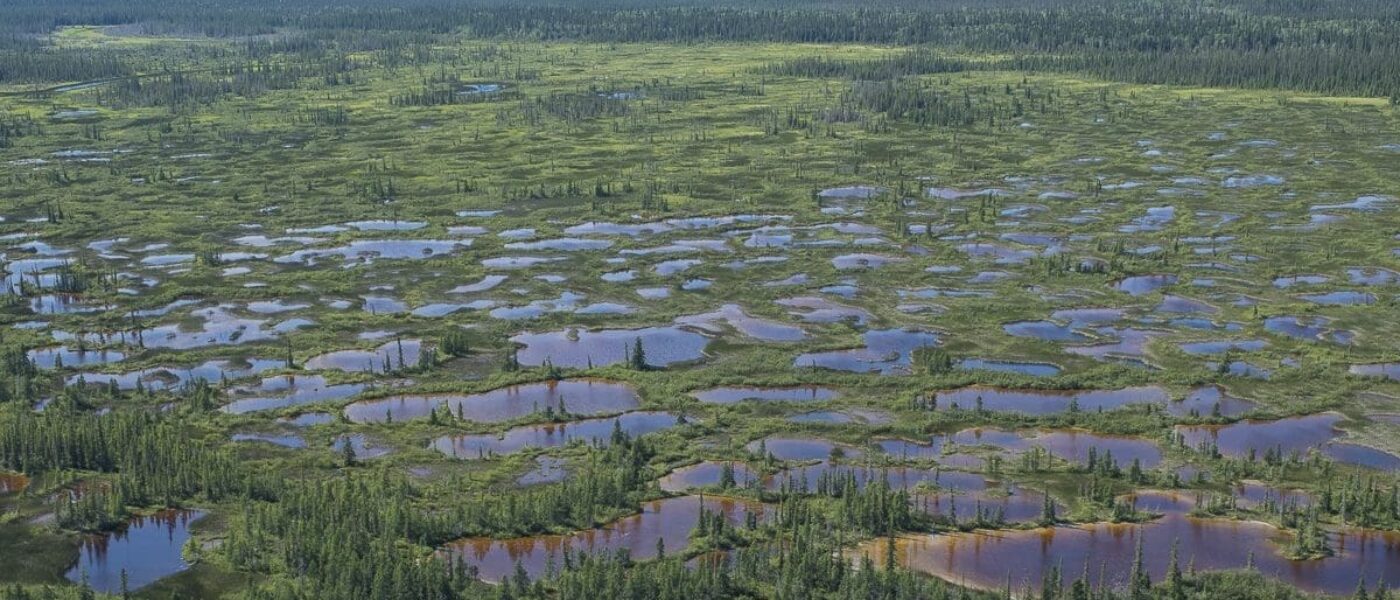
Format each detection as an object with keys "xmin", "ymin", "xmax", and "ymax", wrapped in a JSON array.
[
  {"xmin": 1265, "ymin": 316, "xmax": 1352, "ymax": 344},
  {"xmin": 331, "ymin": 434, "xmax": 392, "ymax": 460},
  {"xmin": 432, "ymin": 412, "xmax": 685, "ymax": 458},
  {"xmin": 65, "ymin": 510, "xmax": 205, "ymax": 593},
  {"xmin": 137, "ymin": 305, "xmax": 280, "ymax": 350},
  {"xmin": 1003, "ymin": 320, "xmax": 1092, "ymax": 343},
  {"xmin": 1154, "ymin": 295, "xmax": 1216, "ymax": 314},
  {"xmin": 1032, "ymin": 430, "xmax": 1164, "ymax": 468},
  {"xmin": 659, "ymin": 461, "xmax": 759, "ymax": 492},
  {"xmin": 1299, "ymin": 291, "xmax": 1376, "ymax": 306},
  {"xmin": 1179, "ymin": 339, "xmax": 1268, "ymax": 355},
  {"xmin": 955, "ymin": 243, "xmax": 1036, "ymax": 265},
  {"xmin": 442, "ymin": 496, "xmax": 767, "ymax": 582},
  {"xmin": 860, "ymin": 492, "xmax": 1400, "ymax": 596},
  {"xmin": 304, "ymin": 339, "xmax": 423, "ymax": 373},
  {"xmin": 220, "ymin": 374, "xmax": 367, "ymax": 414},
  {"xmin": 674, "ymin": 304, "xmax": 806, "ymax": 342},
  {"xmin": 818, "ymin": 186, "xmax": 886, "ymax": 199},
  {"xmin": 1351, "ymin": 363, "xmax": 1400, "ymax": 381},
  {"xmin": 70, "ymin": 358, "xmax": 284, "ymax": 392},
  {"xmin": 692, "ymin": 385, "xmax": 839, "ymax": 404},
  {"xmin": 450, "ymin": 274, "xmax": 508, "ymax": 293},
  {"xmin": 832, "ymin": 253, "xmax": 905, "ymax": 270},
  {"xmin": 1165, "ymin": 386, "xmax": 1256, "ymax": 418},
  {"xmin": 29, "ymin": 346, "xmax": 125, "ymax": 369},
  {"xmin": 746, "ymin": 436, "xmax": 861, "ymax": 462},
  {"xmin": 794, "ymin": 328, "xmax": 939, "ymax": 375},
  {"xmin": 275, "ymin": 240, "xmax": 468, "ymax": 266},
  {"xmin": 505, "ymin": 238, "xmax": 613, "ymax": 252},
  {"xmin": 565, "ymin": 221, "xmax": 672, "ymax": 237},
  {"xmin": 787, "ymin": 409, "xmax": 892, "ymax": 425},
  {"xmin": 888, "ymin": 427, "xmax": 1162, "ymax": 468},
  {"xmin": 344, "ymin": 219, "xmax": 427, "ymax": 231},
  {"xmin": 343, "ymin": 379, "xmax": 639, "ymax": 424},
  {"xmin": 517, "ymin": 456, "xmax": 568, "ymax": 486},
  {"xmin": 1114, "ymin": 274, "xmax": 1178, "ymax": 296},
  {"xmin": 776, "ymin": 296, "xmax": 872, "ymax": 325},
  {"xmin": 510, "ymin": 327, "xmax": 709, "ymax": 368},
  {"xmin": 1174, "ymin": 414, "xmax": 1400, "ymax": 470},
  {"xmin": 932, "ymin": 386, "xmax": 1168, "ymax": 415}
]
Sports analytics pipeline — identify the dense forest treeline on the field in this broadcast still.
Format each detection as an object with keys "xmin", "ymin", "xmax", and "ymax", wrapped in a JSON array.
[{"xmin": 2, "ymin": 0, "xmax": 1400, "ymax": 98}]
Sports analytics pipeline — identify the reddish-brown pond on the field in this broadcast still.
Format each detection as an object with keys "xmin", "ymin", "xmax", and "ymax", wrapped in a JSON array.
[
  {"xmin": 442, "ymin": 496, "xmax": 767, "ymax": 582},
  {"xmin": 858, "ymin": 491, "xmax": 1400, "ymax": 596}
]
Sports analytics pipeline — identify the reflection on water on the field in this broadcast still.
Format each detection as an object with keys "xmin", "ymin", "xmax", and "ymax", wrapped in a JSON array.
[
  {"xmin": 65, "ymin": 509, "xmax": 205, "ymax": 593},
  {"xmin": 860, "ymin": 492, "xmax": 1400, "ymax": 596},
  {"xmin": 442, "ymin": 496, "xmax": 766, "ymax": 581}
]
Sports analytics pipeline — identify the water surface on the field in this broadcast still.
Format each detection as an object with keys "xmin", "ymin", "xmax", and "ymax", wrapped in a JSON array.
[{"xmin": 65, "ymin": 510, "xmax": 205, "ymax": 593}]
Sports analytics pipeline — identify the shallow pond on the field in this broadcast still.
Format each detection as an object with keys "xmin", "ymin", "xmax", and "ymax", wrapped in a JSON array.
[
  {"xmin": 819, "ymin": 186, "xmax": 886, "ymax": 199},
  {"xmin": 861, "ymin": 492, "xmax": 1400, "ymax": 596},
  {"xmin": 510, "ymin": 327, "xmax": 709, "ymax": 368},
  {"xmin": 517, "ymin": 456, "xmax": 568, "ymax": 486},
  {"xmin": 332, "ymin": 434, "xmax": 393, "ymax": 459},
  {"xmin": 432, "ymin": 411, "xmax": 684, "ymax": 458},
  {"xmin": 1003, "ymin": 320, "xmax": 1092, "ymax": 342},
  {"xmin": 1115, "ymin": 274, "xmax": 1178, "ymax": 296},
  {"xmin": 220, "ymin": 374, "xmax": 367, "ymax": 414},
  {"xmin": 344, "ymin": 219, "xmax": 427, "ymax": 231},
  {"xmin": 794, "ymin": 328, "xmax": 939, "ymax": 375},
  {"xmin": 482, "ymin": 256, "xmax": 566, "ymax": 270},
  {"xmin": 29, "ymin": 346, "xmax": 125, "ymax": 369},
  {"xmin": 505, "ymin": 237, "xmax": 613, "ymax": 252},
  {"xmin": 1179, "ymin": 339, "xmax": 1268, "ymax": 355},
  {"xmin": 932, "ymin": 386, "xmax": 1168, "ymax": 415},
  {"xmin": 787, "ymin": 409, "xmax": 892, "ymax": 425},
  {"xmin": 280, "ymin": 412, "xmax": 334, "ymax": 427},
  {"xmin": 442, "ymin": 496, "xmax": 766, "ymax": 582},
  {"xmin": 138, "ymin": 305, "xmax": 280, "ymax": 350},
  {"xmin": 1351, "ymin": 363, "xmax": 1400, "ymax": 381},
  {"xmin": 361, "ymin": 295, "xmax": 408, "ymax": 314},
  {"xmin": 1166, "ymin": 386, "xmax": 1256, "ymax": 418},
  {"xmin": 775, "ymin": 296, "xmax": 872, "ymax": 325},
  {"xmin": 1273, "ymin": 275, "xmax": 1331, "ymax": 288},
  {"xmin": 344, "ymin": 379, "xmax": 639, "ymax": 424},
  {"xmin": 746, "ymin": 436, "xmax": 861, "ymax": 462},
  {"xmin": 65, "ymin": 510, "xmax": 204, "ymax": 593},
  {"xmin": 275, "ymin": 240, "xmax": 468, "ymax": 266},
  {"xmin": 565, "ymin": 221, "xmax": 672, "ymax": 237},
  {"xmin": 674, "ymin": 304, "xmax": 806, "ymax": 342},
  {"xmin": 1032, "ymin": 431, "xmax": 1164, "ymax": 468},
  {"xmin": 1347, "ymin": 268, "xmax": 1398, "ymax": 286},
  {"xmin": 304, "ymin": 339, "xmax": 422, "ymax": 373},
  {"xmin": 955, "ymin": 243, "xmax": 1037, "ymax": 265},
  {"xmin": 1324, "ymin": 444, "xmax": 1400, "ymax": 471},
  {"xmin": 450, "ymin": 274, "xmax": 508, "ymax": 293},
  {"xmin": 1177, "ymin": 413, "xmax": 1343, "ymax": 458},
  {"xmin": 1299, "ymin": 291, "xmax": 1376, "ymax": 306},
  {"xmin": 917, "ymin": 483, "xmax": 1053, "ymax": 523},
  {"xmin": 658, "ymin": 461, "xmax": 759, "ymax": 492},
  {"xmin": 691, "ymin": 385, "xmax": 839, "ymax": 404},
  {"xmin": 1265, "ymin": 316, "xmax": 1351, "ymax": 344},
  {"xmin": 832, "ymin": 253, "xmax": 905, "ymax": 270},
  {"xmin": 1155, "ymin": 295, "xmax": 1216, "ymax": 314}
]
